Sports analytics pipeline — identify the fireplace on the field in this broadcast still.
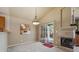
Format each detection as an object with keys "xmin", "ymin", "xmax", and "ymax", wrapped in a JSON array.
[{"xmin": 61, "ymin": 37, "xmax": 73, "ymax": 49}]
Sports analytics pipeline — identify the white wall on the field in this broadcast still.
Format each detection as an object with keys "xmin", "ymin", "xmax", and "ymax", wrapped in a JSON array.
[
  {"xmin": 40, "ymin": 7, "xmax": 73, "ymax": 46},
  {"xmin": 40, "ymin": 8, "xmax": 61, "ymax": 46},
  {"xmin": 0, "ymin": 7, "xmax": 9, "ymax": 15},
  {"xmin": 8, "ymin": 16, "xmax": 36, "ymax": 47}
]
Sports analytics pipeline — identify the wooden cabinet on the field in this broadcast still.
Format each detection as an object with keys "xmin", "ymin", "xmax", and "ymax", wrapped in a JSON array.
[
  {"xmin": 0, "ymin": 16, "xmax": 5, "ymax": 32},
  {"xmin": 74, "ymin": 31, "xmax": 79, "ymax": 46},
  {"xmin": 61, "ymin": 8, "xmax": 71, "ymax": 28},
  {"xmin": 74, "ymin": 34, "xmax": 79, "ymax": 46}
]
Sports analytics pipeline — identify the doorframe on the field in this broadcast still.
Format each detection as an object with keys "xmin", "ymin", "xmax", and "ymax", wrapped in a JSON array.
[{"xmin": 39, "ymin": 20, "xmax": 55, "ymax": 43}]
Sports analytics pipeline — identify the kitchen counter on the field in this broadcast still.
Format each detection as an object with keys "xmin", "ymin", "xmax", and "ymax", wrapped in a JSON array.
[{"xmin": 0, "ymin": 32, "xmax": 7, "ymax": 52}]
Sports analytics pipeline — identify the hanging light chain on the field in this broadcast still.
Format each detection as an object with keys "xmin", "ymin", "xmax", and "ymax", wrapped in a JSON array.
[
  {"xmin": 35, "ymin": 7, "xmax": 37, "ymax": 20},
  {"xmin": 32, "ymin": 7, "xmax": 40, "ymax": 25}
]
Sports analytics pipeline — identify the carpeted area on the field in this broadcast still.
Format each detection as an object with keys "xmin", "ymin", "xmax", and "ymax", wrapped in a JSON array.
[{"xmin": 43, "ymin": 43, "xmax": 54, "ymax": 48}]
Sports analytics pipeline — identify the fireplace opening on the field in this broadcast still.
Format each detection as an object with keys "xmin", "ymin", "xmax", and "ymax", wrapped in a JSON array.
[{"xmin": 61, "ymin": 37, "xmax": 73, "ymax": 49}]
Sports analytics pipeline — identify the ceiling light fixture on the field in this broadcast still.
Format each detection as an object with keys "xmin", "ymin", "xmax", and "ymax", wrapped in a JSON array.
[{"xmin": 32, "ymin": 8, "xmax": 40, "ymax": 25}]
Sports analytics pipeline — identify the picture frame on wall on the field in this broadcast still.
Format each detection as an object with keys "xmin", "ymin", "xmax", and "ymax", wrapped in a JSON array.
[{"xmin": 20, "ymin": 24, "xmax": 31, "ymax": 35}]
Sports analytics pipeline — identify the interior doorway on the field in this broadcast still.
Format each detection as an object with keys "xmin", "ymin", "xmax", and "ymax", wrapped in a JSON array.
[{"xmin": 40, "ymin": 22, "xmax": 54, "ymax": 44}]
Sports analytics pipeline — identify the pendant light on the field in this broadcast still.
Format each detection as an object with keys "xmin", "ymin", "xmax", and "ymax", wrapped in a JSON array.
[{"xmin": 32, "ymin": 8, "xmax": 40, "ymax": 25}]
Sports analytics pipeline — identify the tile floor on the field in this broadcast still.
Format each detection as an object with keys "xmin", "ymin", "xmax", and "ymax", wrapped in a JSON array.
[{"xmin": 8, "ymin": 42, "xmax": 67, "ymax": 52}]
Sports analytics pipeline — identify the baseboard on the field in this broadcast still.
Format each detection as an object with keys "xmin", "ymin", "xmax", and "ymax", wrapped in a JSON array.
[{"xmin": 8, "ymin": 41, "xmax": 35, "ymax": 48}]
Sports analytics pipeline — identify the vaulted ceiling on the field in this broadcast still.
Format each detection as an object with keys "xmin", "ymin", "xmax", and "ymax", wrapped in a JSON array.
[{"xmin": 9, "ymin": 7, "xmax": 53, "ymax": 20}]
